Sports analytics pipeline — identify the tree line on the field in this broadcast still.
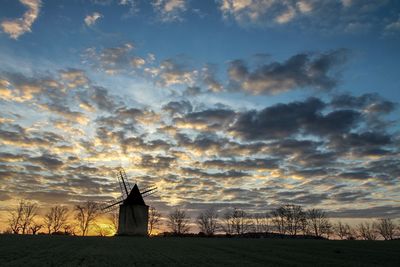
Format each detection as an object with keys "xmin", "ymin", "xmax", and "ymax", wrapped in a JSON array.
[
  {"xmin": 4, "ymin": 200, "xmax": 114, "ymax": 236},
  {"xmin": 165, "ymin": 205, "xmax": 399, "ymax": 240},
  {"xmin": 3, "ymin": 200, "xmax": 400, "ymax": 240}
]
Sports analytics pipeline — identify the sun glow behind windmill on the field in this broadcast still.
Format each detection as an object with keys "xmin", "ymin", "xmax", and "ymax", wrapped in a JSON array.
[{"xmin": 101, "ymin": 167, "xmax": 157, "ymax": 235}]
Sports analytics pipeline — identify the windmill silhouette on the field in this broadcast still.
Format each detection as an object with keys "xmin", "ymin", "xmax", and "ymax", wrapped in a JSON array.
[{"xmin": 101, "ymin": 167, "xmax": 157, "ymax": 236}]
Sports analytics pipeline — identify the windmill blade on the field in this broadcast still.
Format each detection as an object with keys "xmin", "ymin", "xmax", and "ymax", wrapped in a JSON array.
[
  {"xmin": 118, "ymin": 169, "xmax": 130, "ymax": 197},
  {"xmin": 101, "ymin": 199, "xmax": 124, "ymax": 211},
  {"xmin": 116, "ymin": 173, "xmax": 127, "ymax": 199},
  {"xmin": 101, "ymin": 204, "xmax": 120, "ymax": 214},
  {"xmin": 141, "ymin": 187, "xmax": 157, "ymax": 198},
  {"xmin": 118, "ymin": 167, "xmax": 132, "ymax": 192},
  {"xmin": 142, "ymin": 190, "xmax": 157, "ymax": 198},
  {"xmin": 140, "ymin": 185, "xmax": 155, "ymax": 192},
  {"xmin": 141, "ymin": 187, "xmax": 157, "ymax": 195}
]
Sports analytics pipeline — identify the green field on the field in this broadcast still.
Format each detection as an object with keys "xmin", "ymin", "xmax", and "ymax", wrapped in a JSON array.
[{"xmin": 0, "ymin": 235, "xmax": 399, "ymax": 266}]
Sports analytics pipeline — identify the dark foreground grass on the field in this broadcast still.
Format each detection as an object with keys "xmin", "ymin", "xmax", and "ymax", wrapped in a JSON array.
[{"xmin": 0, "ymin": 235, "xmax": 399, "ymax": 267}]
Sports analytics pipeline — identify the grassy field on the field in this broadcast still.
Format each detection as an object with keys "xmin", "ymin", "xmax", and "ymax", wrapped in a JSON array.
[{"xmin": 0, "ymin": 235, "xmax": 399, "ymax": 266}]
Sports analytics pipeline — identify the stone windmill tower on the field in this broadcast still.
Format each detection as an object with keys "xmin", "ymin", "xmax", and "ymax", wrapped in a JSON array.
[{"xmin": 101, "ymin": 168, "xmax": 157, "ymax": 236}]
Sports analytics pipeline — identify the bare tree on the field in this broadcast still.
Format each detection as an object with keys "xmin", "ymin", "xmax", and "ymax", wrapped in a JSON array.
[
  {"xmin": 29, "ymin": 221, "xmax": 43, "ymax": 235},
  {"xmin": 285, "ymin": 205, "xmax": 306, "ymax": 236},
  {"xmin": 376, "ymin": 218, "xmax": 396, "ymax": 240},
  {"xmin": 108, "ymin": 211, "xmax": 119, "ymax": 235},
  {"xmin": 300, "ymin": 215, "xmax": 311, "ymax": 235},
  {"xmin": 75, "ymin": 201, "xmax": 100, "ymax": 236},
  {"xmin": 44, "ymin": 206, "xmax": 69, "ymax": 234},
  {"xmin": 43, "ymin": 211, "xmax": 53, "ymax": 234},
  {"xmin": 148, "ymin": 206, "xmax": 161, "ymax": 236},
  {"xmin": 8, "ymin": 200, "xmax": 38, "ymax": 235},
  {"xmin": 270, "ymin": 206, "xmax": 286, "ymax": 235},
  {"xmin": 8, "ymin": 200, "xmax": 24, "ymax": 234},
  {"xmin": 252, "ymin": 213, "xmax": 270, "ymax": 233},
  {"xmin": 306, "ymin": 209, "xmax": 332, "ymax": 238},
  {"xmin": 271, "ymin": 205, "xmax": 305, "ymax": 236},
  {"xmin": 20, "ymin": 201, "xmax": 38, "ymax": 234},
  {"xmin": 222, "ymin": 211, "xmax": 233, "ymax": 235},
  {"xmin": 167, "ymin": 208, "xmax": 190, "ymax": 235},
  {"xmin": 357, "ymin": 222, "xmax": 378, "ymax": 240},
  {"xmin": 334, "ymin": 221, "xmax": 354, "ymax": 240},
  {"xmin": 63, "ymin": 223, "xmax": 77, "ymax": 236},
  {"xmin": 197, "ymin": 208, "xmax": 219, "ymax": 236},
  {"xmin": 223, "ymin": 208, "xmax": 250, "ymax": 235}
]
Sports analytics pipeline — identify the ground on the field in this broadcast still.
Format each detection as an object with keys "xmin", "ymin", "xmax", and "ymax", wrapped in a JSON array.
[{"xmin": 0, "ymin": 235, "xmax": 399, "ymax": 266}]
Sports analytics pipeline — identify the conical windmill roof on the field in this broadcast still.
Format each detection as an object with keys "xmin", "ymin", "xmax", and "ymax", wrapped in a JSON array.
[{"xmin": 123, "ymin": 184, "xmax": 146, "ymax": 206}]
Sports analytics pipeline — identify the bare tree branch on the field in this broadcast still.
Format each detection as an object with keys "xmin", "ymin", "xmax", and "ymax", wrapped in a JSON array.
[
  {"xmin": 168, "ymin": 208, "xmax": 190, "ymax": 235},
  {"xmin": 197, "ymin": 208, "xmax": 219, "ymax": 236},
  {"xmin": 44, "ymin": 205, "xmax": 69, "ymax": 234},
  {"xmin": 148, "ymin": 206, "xmax": 161, "ymax": 236},
  {"xmin": 74, "ymin": 201, "xmax": 100, "ymax": 236},
  {"xmin": 376, "ymin": 218, "xmax": 396, "ymax": 240}
]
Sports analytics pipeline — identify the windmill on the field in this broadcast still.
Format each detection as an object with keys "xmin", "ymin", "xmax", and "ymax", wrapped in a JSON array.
[{"xmin": 101, "ymin": 167, "xmax": 157, "ymax": 236}]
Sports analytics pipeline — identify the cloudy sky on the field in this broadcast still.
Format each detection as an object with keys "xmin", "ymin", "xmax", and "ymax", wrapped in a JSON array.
[{"xmin": 0, "ymin": 0, "xmax": 400, "ymax": 229}]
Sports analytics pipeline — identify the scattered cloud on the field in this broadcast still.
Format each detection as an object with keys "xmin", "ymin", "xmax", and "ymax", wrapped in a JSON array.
[
  {"xmin": 152, "ymin": 0, "xmax": 187, "ymax": 22},
  {"xmin": 0, "ymin": 0, "xmax": 42, "ymax": 39},
  {"xmin": 119, "ymin": 0, "xmax": 138, "ymax": 14},
  {"xmin": 275, "ymin": 5, "xmax": 296, "ymax": 24},
  {"xmin": 84, "ymin": 12, "xmax": 103, "ymax": 27},
  {"xmin": 219, "ymin": 0, "xmax": 314, "ymax": 26},
  {"xmin": 202, "ymin": 64, "xmax": 223, "ymax": 92},
  {"xmin": 83, "ymin": 43, "xmax": 137, "ymax": 75},
  {"xmin": 83, "ymin": 45, "xmax": 349, "ymax": 96},
  {"xmin": 384, "ymin": 16, "xmax": 400, "ymax": 35},
  {"xmin": 229, "ymin": 97, "xmax": 361, "ymax": 140},
  {"xmin": 60, "ymin": 69, "xmax": 90, "ymax": 89},
  {"xmin": 147, "ymin": 58, "xmax": 198, "ymax": 87},
  {"xmin": 228, "ymin": 49, "xmax": 348, "ymax": 95},
  {"xmin": 218, "ymin": 0, "xmax": 394, "ymax": 34}
]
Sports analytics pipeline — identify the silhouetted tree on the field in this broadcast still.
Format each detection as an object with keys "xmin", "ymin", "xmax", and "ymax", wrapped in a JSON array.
[
  {"xmin": 29, "ymin": 221, "xmax": 43, "ymax": 235},
  {"xmin": 44, "ymin": 205, "xmax": 69, "ymax": 234},
  {"xmin": 306, "ymin": 209, "xmax": 331, "ymax": 238},
  {"xmin": 334, "ymin": 221, "xmax": 345, "ymax": 240},
  {"xmin": 271, "ymin": 205, "xmax": 305, "ymax": 236},
  {"xmin": 75, "ymin": 201, "xmax": 100, "ymax": 236},
  {"xmin": 285, "ymin": 205, "xmax": 306, "ymax": 236},
  {"xmin": 300, "ymin": 215, "xmax": 311, "ymax": 235},
  {"xmin": 334, "ymin": 221, "xmax": 354, "ymax": 240},
  {"xmin": 376, "ymin": 218, "xmax": 396, "ymax": 240},
  {"xmin": 252, "ymin": 213, "xmax": 270, "ymax": 233},
  {"xmin": 222, "ymin": 212, "xmax": 233, "ymax": 235},
  {"xmin": 168, "ymin": 208, "xmax": 190, "ymax": 235},
  {"xmin": 357, "ymin": 222, "xmax": 378, "ymax": 240},
  {"xmin": 8, "ymin": 200, "xmax": 38, "ymax": 234},
  {"xmin": 63, "ymin": 223, "xmax": 77, "ymax": 236},
  {"xmin": 223, "ymin": 208, "xmax": 251, "ymax": 235},
  {"xmin": 108, "ymin": 211, "xmax": 119, "ymax": 235},
  {"xmin": 8, "ymin": 200, "xmax": 24, "ymax": 234},
  {"xmin": 197, "ymin": 208, "xmax": 219, "ymax": 236},
  {"xmin": 21, "ymin": 201, "xmax": 38, "ymax": 234},
  {"xmin": 270, "ymin": 206, "xmax": 287, "ymax": 235},
  {"xmin": 148, "ymin": 206, "xmax": 161, "ymax": 236}
]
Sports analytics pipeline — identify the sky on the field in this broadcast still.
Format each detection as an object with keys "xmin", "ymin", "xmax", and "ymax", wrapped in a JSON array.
[{"xmin": 0, "ymin": 0, "xmax": 400, "ymax": 230}]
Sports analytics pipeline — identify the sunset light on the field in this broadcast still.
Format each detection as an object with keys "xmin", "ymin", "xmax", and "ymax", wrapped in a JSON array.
[{"xmin": 0, "ymin": 1, "xmax": 399, "ymax": 266}]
